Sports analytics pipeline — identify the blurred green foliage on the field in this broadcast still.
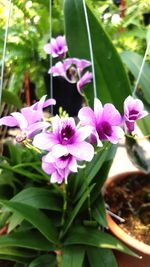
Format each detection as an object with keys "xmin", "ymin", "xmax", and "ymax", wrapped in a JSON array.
[{"xmin": 0, "ymin": 0, "xmax": 64, "ymax": 100}]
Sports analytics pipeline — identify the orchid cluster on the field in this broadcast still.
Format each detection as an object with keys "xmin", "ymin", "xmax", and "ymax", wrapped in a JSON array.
[
  {"xmin": 0, "ymin": 91, "xmax": 148, "ymax": 184},
  {"xmin": 0, "ymin": 36, "xmax": 148, "ymax": 184},
  {"xmin": 44, "ymin": 35, "xmax": 93, "ymax": 94}
]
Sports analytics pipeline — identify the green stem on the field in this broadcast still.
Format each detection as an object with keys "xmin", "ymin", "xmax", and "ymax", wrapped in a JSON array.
[{"xmin": 61, "ymin": 183, "xmax": 67, "ymax": 226}]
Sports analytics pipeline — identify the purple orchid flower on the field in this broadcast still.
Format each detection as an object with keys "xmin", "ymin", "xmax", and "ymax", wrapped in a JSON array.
[
  {"xmin": 123, "ymin": 95, "xmax": 148, "ymax": 133},
  {"xmin": 42, "ymin": 157, "xmax": 66, "ymax": 184},
  {"xmin": 78, "ymin": 98, "xmax": 124, "ymax": 145},
  {"xmin": 48, "ymin": 58, "xmax": 92, "ymax": 92},
  {"xmin": 0, "ymin": 95, "xmax": 56, "ymax": 139},
  {"xmin": 33, "ymin": 115, "xmax": 94, "ymax": 162},
  {"xmin": 44, "ymin": 35, "xmax": 68, "ymax": 59},
  {"xmin": 42, "ymin": 152, "xmax": 78, "ymax": 184}
]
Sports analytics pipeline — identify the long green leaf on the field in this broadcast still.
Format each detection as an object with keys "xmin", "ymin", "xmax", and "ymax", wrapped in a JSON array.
[
  {"xmin": 87, "ymin": 247, "xmax": 117, "ymax": 267},
  {"xmin": 0, "ymin": 247, "xmax": 37, "ymax": 258},
  {"xmin": 0, "ymin": 254, "xmax": 29, "ymax": 264},
  {"xmin": 64, "ymin": 0, "xmax": 131, "ymax": 110},
  {"xmin": 0, "ymin": 163, "xmax": 45, "ymax": 181},
  {"xmin": 28, "ymin": 254, "xmax": 56, "ymax": 267},
  {"xmin": 11, "ymin": 187, "xmax": 63, "ymax": 212},
  {"xmin": 0, "ymin": 200, "xmax": 59, "ymax": 245},
  {"xmin": 0, "ymin": 229, "xmax": 56, "ymax": 251},
  {"xmin": 92, "ymin": 194, "xmax": 108, "ymax": 228},
  {"xmin": 8, "ymin": 188, "xmax": 63, "ymax": 232},
  {"xmin": 64, "ymin": 226, "xmax": 139, "ymax": 257},
  {"xmin": 62, "ymin": 245, "xmax": 85, "ymax": 267}
]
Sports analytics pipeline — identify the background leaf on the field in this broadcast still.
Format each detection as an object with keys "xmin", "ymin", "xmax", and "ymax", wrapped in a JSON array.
[
  {"xmin": 2, "ymin": 90, "xmax": 22, "ymax": 109},
  {"xmin": 121, "ymin": 51, "xmax": 150, "ymax": 105},
  {"xmin": 64, "ymin": 0, "xmax": 131, "ymax": 110}
]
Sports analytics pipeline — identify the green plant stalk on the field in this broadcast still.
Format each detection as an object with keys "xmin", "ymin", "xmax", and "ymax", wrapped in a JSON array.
[{"xmin": 60, "ymin": 183, "xmax": 67, "ymax": 232}]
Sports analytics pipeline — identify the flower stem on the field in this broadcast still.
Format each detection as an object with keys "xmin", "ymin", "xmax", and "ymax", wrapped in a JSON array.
[{"xmin": 61, "ymin": 183, "xmax": 67, "ymax": 226}]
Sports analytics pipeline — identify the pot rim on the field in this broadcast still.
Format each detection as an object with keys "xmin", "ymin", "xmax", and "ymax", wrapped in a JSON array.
[{"xmin": 104, "ymin": 171, "xmax": 150, "ymax": 255}]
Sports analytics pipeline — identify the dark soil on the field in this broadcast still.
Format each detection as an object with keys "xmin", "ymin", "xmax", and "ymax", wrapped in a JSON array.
[{"xmin": 104, "ymin": 172, "xmax": 150, "ymax": 245}]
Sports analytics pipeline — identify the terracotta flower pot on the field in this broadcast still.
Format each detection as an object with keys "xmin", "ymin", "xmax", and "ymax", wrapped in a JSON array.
[{"xmin": 104, "ymin": 171, "xmax": 150, "ymax": 267}]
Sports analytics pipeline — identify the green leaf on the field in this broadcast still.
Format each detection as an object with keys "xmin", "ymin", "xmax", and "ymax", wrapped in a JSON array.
[
  {"xmin": 146, "ymin": 28, "xmax": 150, "ymax": 55},
  {"xmin": 8, "ymin": 212, "xmax": 24, "ymax": 233},
  {"xmin": 2, "ymin": 90, "xmax": 22, "ymax": 109},
  {"xmin": 62, "ymin": 245, "xmax": 85, "ymax": 267},
  {"xmin": 0, "ymin": 229, "xmax": 56, "ymax": 251},
  {"xmin": 0, "ymin": 247, "xmax": 38, "ymax": 264},
  {"xmin": 0, "ymin": 200, "xmax": 59, "ymax": 245},
  {"xmin": 0, "ymin": 247, "xmax": 37, "ymax": 258},
  {"xmin": 11, "ymin": 187, "xmax": 63, "ymax": 212},
  {"xmin": 64, "ymin": 226, "xmax": 139, "ymax": 257},
  {"xmin": 28, "ymin": 254, "xmax": 56, "ymax": 267},
  {"xmin": 121, "ymin": 51, "xmax": 150, "ymax": 105},
  {"xmin": 0, "ymin": 254, "xmax": 29, "ymax": 264},
  {"xmin": 87, "ymin": 247, "xmax": 117, "ymax": 267},
  {"xmin": 61, "ymin": 184, "xmax": 95, "ymax": 238},
  {"xmin": 92, "ymin": 194, "xmax": 108, "ymax": 228},
  {"xmin": 137, "ymin": 115, "xmax": 150, "ymax": 136},
  {"xmin": 0, "ymin": 163, "xmax": 47, "ymax": 182},
  {"xmin": 64, "ymin": 0, "xmax": 131, "ymax": 110},
  {"xmin": 73, "ymin": 143, "xmax": 114, "ymax": 202}
]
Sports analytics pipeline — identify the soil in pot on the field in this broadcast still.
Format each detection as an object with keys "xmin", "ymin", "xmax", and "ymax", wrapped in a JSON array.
[{"xmin": 104, "ymin": 172, "xmax": 150, "ymax": 246}]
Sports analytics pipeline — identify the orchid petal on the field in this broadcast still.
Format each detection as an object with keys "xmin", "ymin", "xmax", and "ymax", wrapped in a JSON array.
[
  {"xmin": 43, "ymin": 98, "xmax": 56, "ymax": 108},
  {"xmin": 68, "ymin": 157, "xmax": 78, "ymax": 172},
  {"xmin": 27, "ymin": 122, "xmax": 50, "ymax": 138},
  {"xmin": 21, "ymin": 107, "xmax": 42, "ymax": 125},
  {"xmin": 11, "ymin": 112, "xmax": 28, "ymax": 130},
  {"xmin": 42, "ymin": 158, "xmax": 54, "ymax": 175},
  {"xmin": 78, "ymin": 107, "xmax": 96, "ymax": 127},
  {"xmin": 51, "ymin": 172, "xmax": 64, "ymax": 184},
  {"xmin": 106, "ymin": 126, "xmax": 124, "ymax": 144},
  {"xmin": 73, "ymin": 125, "xmax": 93, "ymax": 142},
  {"xmin": 94, "ymin": 98, "xmax": 103, "ymax": 122},
  {"xmin": 103, "ymin": 104, "xmax": 122, "ymax": 125},
  {"xmin": 0, "ymin": 116, "xmax": 18, "ymax": 127},
  {"xmin": 33, "ymin": 132, "xmax": 57, "ymax": 150},
  {"xmin": 68, "ymin": 142, "xmax": 94, "ymax": 161},
  {"xmin": 52, "ymin": 144, "xmax": 68, "ymax": 158}
]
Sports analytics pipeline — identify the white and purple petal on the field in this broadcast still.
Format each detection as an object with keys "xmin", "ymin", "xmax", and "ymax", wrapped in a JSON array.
[
  {"xmin": 0, "ymin": 116, "xmax": 18, "ymax": 127},
  {"xmin": 67, "ymin": 141, "xmax": 94, "ymax": 162}
]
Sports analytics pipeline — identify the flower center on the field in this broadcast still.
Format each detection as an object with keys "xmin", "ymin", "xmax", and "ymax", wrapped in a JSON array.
[
  {"xmin": 66, "ymin": 64, "xmax": 79, "ymax": 82},
  {"xmin": 102, "ymin": 121, "xmax": 112, "ymax": 136},
  {"xmin": 61, "ymin": 125, "xmax": 75, "ymax": 144},
  {"xmin": 60, "ymin": 154, "xmax": 71, "ymax": 161},
  {"xmin": 98, "ymin": 121, "xmax": 112, "ymax": 140},
  {"xmin": 129, "ymin": 109, "xmax": 138, "ymax": 120}
]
